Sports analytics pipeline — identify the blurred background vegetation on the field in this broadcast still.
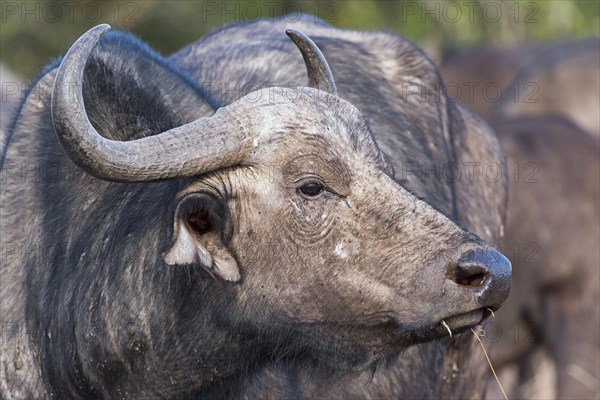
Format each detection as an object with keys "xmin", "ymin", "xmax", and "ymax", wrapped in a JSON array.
[{"xmin": 1, "ymin": 0, "xmax": 599, "ymax": 79}]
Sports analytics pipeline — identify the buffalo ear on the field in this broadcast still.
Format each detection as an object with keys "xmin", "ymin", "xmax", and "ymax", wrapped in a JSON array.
[{"xmin": 163, "ymin": 194, "xmax": 241, "ymax": 283}]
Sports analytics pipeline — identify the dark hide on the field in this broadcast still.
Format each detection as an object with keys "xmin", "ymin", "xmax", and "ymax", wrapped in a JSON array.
[{"xmin": 1, "ymin": 31, "xmax": 219, "ymax": 398}]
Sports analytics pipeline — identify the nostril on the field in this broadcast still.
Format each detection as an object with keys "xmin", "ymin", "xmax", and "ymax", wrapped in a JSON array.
[
  {"xmin": 455, "ymin": 271, "xmax": 487, "ymax": 288},
  {"xmin": 450, "ymin": 261, "xmax": 489, "ymax": 288}
]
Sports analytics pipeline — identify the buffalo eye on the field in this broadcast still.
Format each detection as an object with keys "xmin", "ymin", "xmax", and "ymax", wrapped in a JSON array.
[{"xmin": 298, "ymin": 182, "xmax": 324, "ymax": 197}]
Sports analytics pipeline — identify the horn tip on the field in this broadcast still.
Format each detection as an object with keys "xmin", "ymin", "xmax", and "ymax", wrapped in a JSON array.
[
  {"xmin": 94, "ymin": 23, "xmax": 112, "ymax": 33},
  {"xmin": 84, "ymin": 24, "xmax": 111, "ymax": 38},
  {"xmin": 285, "ymin": 29, "xmax": 308, "ymax": 43}
]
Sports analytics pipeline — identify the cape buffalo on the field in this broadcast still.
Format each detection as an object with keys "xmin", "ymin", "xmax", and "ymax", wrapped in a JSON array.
[
  {"xmin": 1, "ymin": 17, "xmax": 510, "ymax": 399},
  {"xmin": 489, "ymin": 116, "xmax": 600, "ymax": 399},
  {"xmin": 441, "ymin": 38, "xmax": 600, "ymax": 399},
  {"xmin": 441, "ymin": 38, "xmax": 600, "ymax": 138},
  {"xmin": 440, "ymin": 46, "xmax": 540, "ymax": 120},
  {"xmin": 493, "ymin": 38, "xmax": 600, "ymax": 139}
]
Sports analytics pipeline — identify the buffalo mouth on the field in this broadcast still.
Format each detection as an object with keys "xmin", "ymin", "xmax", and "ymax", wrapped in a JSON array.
[
  {"xmin": 286, "ymin": 309, "xmax": 491, "ymax": 373},
  {"xmin": 406, "ymin": 308, "xmax": 490, "ymax": 343},
  {"xmin": 437, "ymin": 308, "xmax": 487, "ymax": 336}
]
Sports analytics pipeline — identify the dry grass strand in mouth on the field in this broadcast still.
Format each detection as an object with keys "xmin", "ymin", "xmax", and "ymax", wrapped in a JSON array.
[
  {"xmin": 471, "ymin": 328, "xmax": 508, "ymax": 400},
  {"xmin": 441, "ymin": 320, "xmax": 452, "ymax": 337}
]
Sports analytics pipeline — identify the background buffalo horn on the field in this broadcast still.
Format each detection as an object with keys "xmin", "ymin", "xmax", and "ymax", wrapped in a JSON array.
[
  {"xmin": 286, "ymin": 29, "xmax": 337, "ymax": 95},
  {"xmin": 51, "ymin": 24, "xmax": 254, "ymax": 182}
]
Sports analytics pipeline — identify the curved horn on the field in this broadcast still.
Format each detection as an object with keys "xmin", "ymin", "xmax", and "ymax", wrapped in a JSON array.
[
  {"xmin": 286, "ymin": 29, "xmax": 337, "ymax": 95},
  {"xmin": 51, "ymin": 24, "xmax": 254, "ymax": 182}
]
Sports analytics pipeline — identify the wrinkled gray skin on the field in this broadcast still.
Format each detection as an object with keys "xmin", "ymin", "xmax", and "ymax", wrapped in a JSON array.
[{"xmin": 1, "ymin": 16, "xmax": 508, "ymax": 399}]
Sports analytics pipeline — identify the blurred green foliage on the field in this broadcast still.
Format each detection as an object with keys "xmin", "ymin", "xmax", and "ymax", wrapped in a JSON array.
[{"xmin": 1, "ymin": 0, "xmax": 599, "ymax": 79}]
